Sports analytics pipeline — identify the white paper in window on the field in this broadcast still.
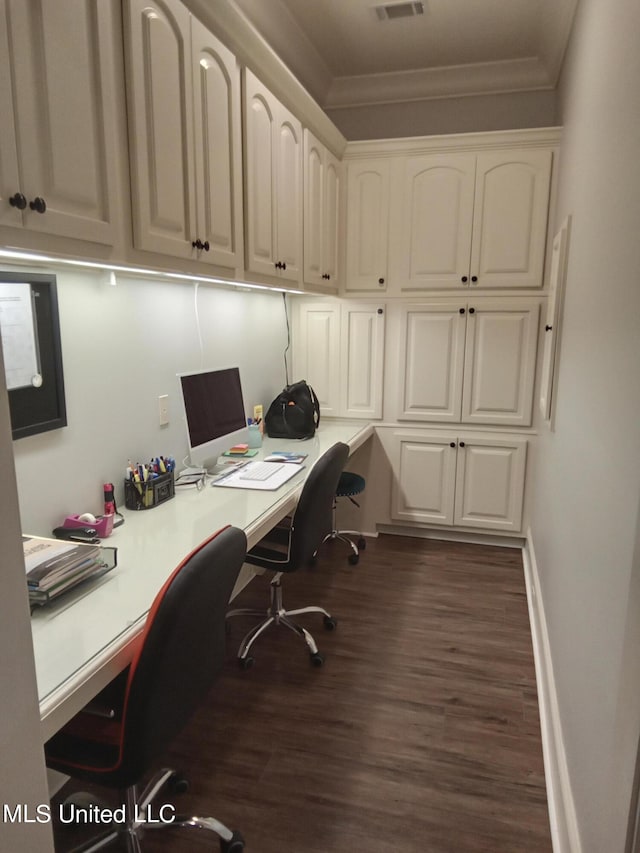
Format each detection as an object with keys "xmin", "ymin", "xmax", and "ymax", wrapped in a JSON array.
[{"xmin": 0, "ymin": 282, "xmax": 41, "ymax": 390}]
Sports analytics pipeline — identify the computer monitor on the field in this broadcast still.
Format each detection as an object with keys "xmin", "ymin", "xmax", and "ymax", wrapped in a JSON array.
[{"xmin": 177, "ymin": 367, "xmax": 249, "ymax": 473}]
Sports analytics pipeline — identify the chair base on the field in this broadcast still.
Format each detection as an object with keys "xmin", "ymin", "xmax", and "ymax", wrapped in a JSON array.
[
  {"xmin": 60, "ymin": 769, "xmax": 244, "ymax": 853},
  {"xmin": 323, "ymin": 498, "xmax": 366, "ymax": 565},
  {"xmin": 226, "ymin": 572, "xmax": 335, "ymax": 668}
]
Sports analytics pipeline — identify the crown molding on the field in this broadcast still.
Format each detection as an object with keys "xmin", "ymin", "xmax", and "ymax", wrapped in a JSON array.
[{"xmin": 325, "ymin": 56, "xmax": 554, "ymax": 109}]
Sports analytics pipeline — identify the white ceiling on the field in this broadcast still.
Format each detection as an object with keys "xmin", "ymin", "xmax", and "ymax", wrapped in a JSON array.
[{"xmin": 230, "ymin": 0, "xmax": 579, "ymax": 109}]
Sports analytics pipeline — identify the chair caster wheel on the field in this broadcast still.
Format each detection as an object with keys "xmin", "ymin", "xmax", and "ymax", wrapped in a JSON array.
[
  {"xmin": 238, "ymin": 655, "xmax": 254, "ymax": 670},
  {"xmin": 323, "ymin": 615, "xmax": 337, "ymax": 631},
  {"xmin": 220, "ymin": 830, "xmax": 245, "ymax": 852},
  {"xmin": 357, "ymin": 537, "xmax": 366, "ymax": 550},
  {"xmin": 60, "ymin": 792, "xmax": 106, "ymax": 823},
  {"xmin": 348, "ymin": 553, "xmax": 359, "ymax": 566},
  {"xmin": 168, "ymin": 772, "xmax": 189, "ymax": 794},
  {"xmin": 310, "ymin": 652, "xmax": 325, "ymax": 667}
]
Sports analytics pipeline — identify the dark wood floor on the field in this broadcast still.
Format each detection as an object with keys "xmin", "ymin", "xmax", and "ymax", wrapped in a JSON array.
[{"xmin": 52, "ymin": 534, "xmax": 551, "ymax": 852}]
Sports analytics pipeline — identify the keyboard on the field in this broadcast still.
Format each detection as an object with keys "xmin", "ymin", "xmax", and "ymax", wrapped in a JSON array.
[{"xmin": 238, "ymin": 461, "xmax": 284, "ymax": 482}]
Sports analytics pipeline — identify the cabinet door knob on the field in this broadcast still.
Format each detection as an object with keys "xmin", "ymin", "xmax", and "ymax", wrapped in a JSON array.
[
  {"xmin": 461, "ymin": 275, "xmax": 468, "ymax": 283},
  {"xmin": 545, "ymin": 324, "xmax": 553, "ymax": 331},
  {"xmin": 202, "ymin": 241, "xmax": 210, "ymax": 252},
  {"xmin": 468, "ymin": 307, "xmax": 475, "ymax": 314},
  {"xmin": 192, "ymin": 239, "xmax": 202, "ymax": 249},
  {"xmin": 281, "ymin": 262, "xmax": 286, "ymax": 270},
  {"xmin": 450, "ymin": 442, "xmax": 456, "ymax": 448},
  {"xmin": 377, "ymin": 308, "xmax": 383, "ymax": 315},
  {"xmin": 9, "ymin": 192, "xmax": 27, "ymax": 210},
  {"xmin": 459, "ymin": 441, "xmax": 465, "ymax": 448},
  {"xmin": 29, "ymin": 196, "xmax": 46, "ymax": 214},
  {"xmin": 459, "ymin": 308, "xmax": 465, "ymax": 314},
  {"xmin": 471, "ymin": 275, "xmax": 478, "ymax": 283},
  {"xmin": 275, "ymin": 261, "xmax": 282, "ymax": 270},
  {"xmin": 378, "ymin": 277, "xmax": 385, "ymax": 286}
]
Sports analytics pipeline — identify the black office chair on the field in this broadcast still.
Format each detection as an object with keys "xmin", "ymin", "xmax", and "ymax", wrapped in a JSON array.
[
  {"xmin": 226, "ymin": 442, "xmax": 349, "ymax": 669},
  {"xmin": 45, "ymin": 525, "xmax": 248, "ymax": 853},
  {"xmin": 323, "ymin": 471, "xmax": 367, "ymax": 565}
]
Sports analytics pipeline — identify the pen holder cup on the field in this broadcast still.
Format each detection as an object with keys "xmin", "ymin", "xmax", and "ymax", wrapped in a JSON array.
[
  {"xmin": 124, "ymin": 472, "xmax": 175, "ymax": 511},
  {"xmin": 247, "ymin": 423, "xmax": 262, "ymax": 449}
]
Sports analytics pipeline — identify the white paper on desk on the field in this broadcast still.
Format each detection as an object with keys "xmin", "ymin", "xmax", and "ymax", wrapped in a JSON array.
[
  {"xmin": 212, "ymin": 462, "xmax": 304, "ymax": 490},
  {"xmin": 0, "ymin": 282, "xmax": 40, "ymax": 390}
]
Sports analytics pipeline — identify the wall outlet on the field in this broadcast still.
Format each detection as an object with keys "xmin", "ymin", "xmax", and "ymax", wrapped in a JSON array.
[{"xmin": 158, "ymin": 394, "xmax": 169, "ymax": 426}]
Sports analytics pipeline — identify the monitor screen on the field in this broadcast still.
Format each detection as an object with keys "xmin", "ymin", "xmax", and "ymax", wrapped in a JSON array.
[{"xmin": 178, "ymin": 367, "xmax": 248, "ymax": 472}]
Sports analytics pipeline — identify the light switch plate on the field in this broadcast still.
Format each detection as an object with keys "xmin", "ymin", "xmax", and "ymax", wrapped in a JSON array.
[{"xmin": 158, "ymin": 394, "xmax": 169, "ymax": 426}]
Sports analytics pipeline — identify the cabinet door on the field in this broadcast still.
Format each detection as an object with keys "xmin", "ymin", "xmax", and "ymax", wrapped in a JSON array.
[
  {"xmin": 191, "ymin": 16, "xmax": 242, "ymax": 269},
  {"xmin": 292, "ymin": 302, "xmax": 341, "ymax": 416},
  {"xmin": 345, "ymin": 159, "xmax": 390, "ymax": 292},
  {"xmin": 125, "ymin": 0, "xmax": 196, "ymax": 259},
  {"xmin": 303, "ymin": 130, "xmax": 324, "ymax": 288},
  {"xmin": 461, "ymin": 300, "xmax": 539, "ymax": 426},
  {"xmin": 323, "ymin": 149, "xmax": 340, "ymax": 288},
  {"xmin": 5, "ymin": 0, "xmax": 118, "ymax": 243},
  {"xmin": 303, "ymin": 131, "xmax": 340, "ymax": 292},
  {"xmin": 454, "ymin": 437, "xmax": 527, "ymax": 531},
  {"xmin": 470, "ymin": 149, "xmax": 552, "ymax": 289},
  {"xmin": 244, "ymin": 70, "xmax": 277, "ymax": 276},
  {"xmin": 275, "ymin": 103, "xmax": 303, "ymax": 283},
  {"xmin": 395, "ymin": 154, "xmax": 476, "ymax": 291},
  {"xmin": 397, "ymin": 303, "xmax": 466, "ymax": 422},
  {"xmin": 390, "ymin": 432, "xmax": 457, "ymax": 525},
  {"xmin": 340, "ymin": 304, "xmax": 385, "ymax": 419},
  {"xmin": 0, "ymin": 2, "xmax": 20, "ymax": 227}
]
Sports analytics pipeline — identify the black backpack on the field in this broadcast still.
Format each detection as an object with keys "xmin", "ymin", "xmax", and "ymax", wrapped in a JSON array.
[{"xmin": 264, "ymin": 380, "xmax": 320, "ymax": 440}]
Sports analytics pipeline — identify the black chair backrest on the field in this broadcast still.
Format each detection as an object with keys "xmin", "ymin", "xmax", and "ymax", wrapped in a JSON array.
[
  {"xmin": 120, "ymin": 525, "xmax": 246, "ymax": 781},
  {"xmin": 288, "ymin": 442, "xmax": 349, "ymax": 568}
]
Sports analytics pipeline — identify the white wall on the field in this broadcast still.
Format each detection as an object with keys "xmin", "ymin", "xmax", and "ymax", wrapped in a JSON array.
[
  {"xmin": 527, "ymin": 0, "xmax": 640, "ymax": 849},
  {"xmin": 8, "ymin": 266, "xmax": 290, "ymax": 535},
  {"xmin": 327, "ymin": 89, "xmax": 558, "ymax": 140}
]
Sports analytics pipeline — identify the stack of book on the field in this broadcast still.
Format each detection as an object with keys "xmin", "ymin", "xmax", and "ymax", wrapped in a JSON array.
[{"xmin": 23, "ymin": 536, "xmax": 117, "ymax": 606}]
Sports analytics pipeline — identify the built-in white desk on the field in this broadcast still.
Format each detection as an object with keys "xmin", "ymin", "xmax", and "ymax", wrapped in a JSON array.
[{"xmin": 32, "ymin": 421, "xmax": 373, "ymax": 741}]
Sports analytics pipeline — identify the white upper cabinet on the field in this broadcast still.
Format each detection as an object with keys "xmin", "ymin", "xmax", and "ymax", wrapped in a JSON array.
[
  {"xmin": 0, "ymin": 0, "xmax": 118, "ymax": 243},
  {"xmin": 470, "ymin": 150, "xmax": 552, "ymax": 289},
  {"xmin": 190, "ymin": 16, "xmax": 243, "ymax": 269},
  {"xmin": 393, "ymin": 154, "xmax": 476, "ymax": 291},
  {"xmin": 384, "ymin": 145, "xmax": 553, "ymax": 293},
  {"xmin": 244, "ymin": 69, "xmax": 302, "ymax": 285},
  {"xmin": 292, "ymin": 300, "xmax": 385, "ymax": 419},
  {"xmin": 124, "ymin": 0, "xmax": 242, "ymax": 268},
  {"xmin": 396, "ymin": 299, "xmax": 539, "ymax": 427},
  {"xmin": 344, "ymin": 159, "xmax": 390, "ymax": 293},
  {"xmin": 303, "ymin": 129, "xmax": 340, "ymax": 292}
]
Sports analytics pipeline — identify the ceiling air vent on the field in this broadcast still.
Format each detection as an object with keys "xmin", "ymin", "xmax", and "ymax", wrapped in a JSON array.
[{"xmin": 374, "ymin": 2, "xmax": 424, "ymax": 21}]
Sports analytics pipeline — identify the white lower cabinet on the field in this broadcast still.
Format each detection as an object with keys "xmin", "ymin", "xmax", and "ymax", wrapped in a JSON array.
[{"xmin": 388, "ymin": 430, "xmax": 527, "ymax": 532}]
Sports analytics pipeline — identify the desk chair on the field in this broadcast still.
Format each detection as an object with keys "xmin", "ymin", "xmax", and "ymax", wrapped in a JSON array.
[
  {"xmin": 323, "ymin": 471, "xmax": 367, "ymax": 565},
  {"xmin": 45, "ymin": 525, "xmax": 247, "ymax": 853},
  {"xmin": 226, "ymin": 442, "xmax": 349, "ymax": 669}
]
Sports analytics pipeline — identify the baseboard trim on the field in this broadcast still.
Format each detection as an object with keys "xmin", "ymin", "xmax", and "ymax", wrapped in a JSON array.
[
  {"xmin": 376, "ymin": 523, "xmax": 524, "ymax": 548},
  {"xmin": 523, "ymin": 528, "xmax": 582, "ymax": 853}
]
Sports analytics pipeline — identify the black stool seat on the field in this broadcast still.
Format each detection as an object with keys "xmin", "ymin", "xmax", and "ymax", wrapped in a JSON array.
[{"xmin": 336, "ymin": 472, "xmax": 365, "ymax": 498}]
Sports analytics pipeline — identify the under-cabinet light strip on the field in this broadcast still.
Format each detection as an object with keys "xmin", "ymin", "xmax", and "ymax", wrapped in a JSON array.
[{"xmin": 0, "ymin": 249, "xmax": 304, "ymax": 294}]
